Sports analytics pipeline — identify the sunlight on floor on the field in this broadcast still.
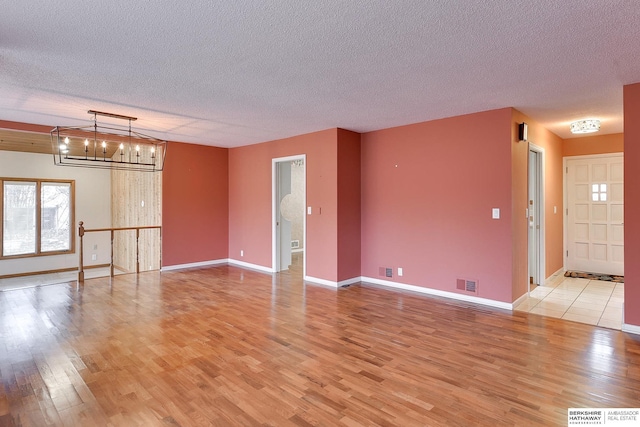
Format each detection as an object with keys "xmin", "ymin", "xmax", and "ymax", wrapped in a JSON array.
[
  {"xmin": 0, "ymin": 268, "xmax": 115, "ymax": 292},
  {"xmin": 514, "ymin": 271, "xmax": 624, "ymax": 330}
]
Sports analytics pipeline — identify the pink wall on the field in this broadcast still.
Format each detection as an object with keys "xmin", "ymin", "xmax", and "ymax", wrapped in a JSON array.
[
  {"xmin": 624, "ymin": 83, "xmax": 640, "ymax": 327},
  {"xmin": 162, "ymin": 142, "xmax": 229, "ymax": 266},
  {"xmin": 337, "ymin": 129, "xmax": 361, "ymax": 282},
  {"xmin": 563, "ymin": 133, "xmax": 623, "ymax": 157},
  {"xmin": 361, "ymin": 108, "xmax": 514, "ymax": 303},
  {"xmin": 228, "ymin": 129, "xmax": 342, "ymax": 282}
]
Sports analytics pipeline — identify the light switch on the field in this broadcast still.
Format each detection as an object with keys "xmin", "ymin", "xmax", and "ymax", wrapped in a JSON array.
[
  {"xmin": 307, "ymin": 206, "xmax": 312, "ymax": 215},
  {"xmin": 492, "ymin": 208, "xmax": 500, "ymax": 219},
  {"xmin": 554, "ymin": 206, "xmax": 557, "ymax": 214}
]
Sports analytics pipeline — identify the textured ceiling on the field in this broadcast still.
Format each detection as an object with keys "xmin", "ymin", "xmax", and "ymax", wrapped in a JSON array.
[{"xmin": 1, "ymin": 1, "xmax": 640, "ymax": 147}]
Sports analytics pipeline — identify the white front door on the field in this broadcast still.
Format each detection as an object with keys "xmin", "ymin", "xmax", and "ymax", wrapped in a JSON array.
[{"xmin": 566, "ymin": 154, "xmax": 624, "ymax": 276}]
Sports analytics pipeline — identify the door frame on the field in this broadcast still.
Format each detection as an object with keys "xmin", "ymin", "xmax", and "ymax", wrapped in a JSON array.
[
  {"xmin": 563, "ymin": 152, "xmax": 624, "ymax": 274},
  {"xmin": 528, "ymin": 143, "xmax": 545, "ymax": 288},
  {"xmin": 272, "ymin": 154, "xmax": 306, "ymax": 276}
]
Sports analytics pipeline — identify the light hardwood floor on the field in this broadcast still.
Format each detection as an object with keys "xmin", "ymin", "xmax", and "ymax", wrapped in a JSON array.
[{"xmin": 1, "ymin": 265, "xmax": 639, "ymax": 426}]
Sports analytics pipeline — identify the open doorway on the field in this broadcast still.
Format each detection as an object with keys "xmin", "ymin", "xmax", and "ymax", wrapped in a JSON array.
[
  {"xmin": 528, "ymin": 144, "xmax": 545, "ymax": 291},
  {"xmin": 516, "ymin": 151, "xmax": 624, "ymax": 330},
  {"xmin": 272, "ymin": 155, "xmax": 306, "ymax": 277}
]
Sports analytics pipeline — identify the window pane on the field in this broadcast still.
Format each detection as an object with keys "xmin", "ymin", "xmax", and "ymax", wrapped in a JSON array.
[
  {"xmin": 3, "ymin": 182, "xmax": 36, "ymax": 256},
  {"xmin": 41, "ymin": 182, "xmax": 71, "ymax": 252}
]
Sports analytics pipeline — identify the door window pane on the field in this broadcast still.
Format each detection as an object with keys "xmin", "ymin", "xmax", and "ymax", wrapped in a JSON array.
[
  {"xmin": 591, "ymin": 182, "xmax": 607, "ymax": 202},
  {"xmin": 41, "ymin": 182, "xmax": 71, "ymax": 252},
  {"xmin": 3, "ymin": 182, "xmax": 36, "ymax": 256}
]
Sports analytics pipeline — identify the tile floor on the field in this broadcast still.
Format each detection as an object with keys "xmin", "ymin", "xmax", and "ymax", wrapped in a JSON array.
[{"xmin": 514, "ymin": 270, "xmax": 624, "ymax": 330}]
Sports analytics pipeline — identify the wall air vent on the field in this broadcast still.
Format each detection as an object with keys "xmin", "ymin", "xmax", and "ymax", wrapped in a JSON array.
[
  {"xmin": 379, "ymin": 267, "xmax": 393, "ymax": 278},
  {"xmin": 456, "ymin": 278, "xmax": 478, "ymax": 295}
]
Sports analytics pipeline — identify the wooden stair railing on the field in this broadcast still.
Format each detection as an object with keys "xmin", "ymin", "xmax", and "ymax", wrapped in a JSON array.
[{"xmin": 78, "ymin": 221, "xmax": 162, "ymax": 282}]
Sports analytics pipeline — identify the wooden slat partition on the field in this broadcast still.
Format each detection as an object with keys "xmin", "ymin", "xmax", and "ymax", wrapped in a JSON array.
[{"xmin": 78, "ymin": 221, "xmax": 161, "ymax": 282}]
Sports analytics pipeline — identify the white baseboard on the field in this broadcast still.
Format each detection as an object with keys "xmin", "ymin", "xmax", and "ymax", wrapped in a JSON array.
[
  {"xmin": 162, "ymin": 258, "xmax": 274, "ymax": 274},
  {"xmin": 303, "ymin": 275, "xmax": 360, "ymax": 288},
  {"xmin": 227, "ymin": 259, "xmax": 274, "ymax": 274},
  {"xmin": 361, "ymin": 276, "xmax": 513, "ymax": 311},
  {"xmin": 338, "ymin": 276, "xmax": 361, "ymax": 287},
  {"xmin": 622, "ymin": 323, "xmax": 640, "ymax": 335},
  {"xmin": 304, "ymin": 276, "xmax": 338, "ymax": 288},
  {"xmin": 512, "ymin": 292, "xmax": 529, "ymax": 309},
  {"xmin": 621, "ymin": 303, "xmax": 635, "ymax": 334},
  {"xmin": 161, "ymin": 259, "xmax": 228, "ymax": 271},
  {"xmin": 548, "ymin": 267, "xmax": 565, "ymax": 280}
]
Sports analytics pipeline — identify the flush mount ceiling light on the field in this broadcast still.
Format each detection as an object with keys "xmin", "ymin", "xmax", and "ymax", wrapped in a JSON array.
[
  {"xmin": 570, "ymin": 119, "xmax": 601, "ymax": 134},
  {"xmin": 51, "ymin": 110, "xmax": 167, "ymax": 171}
]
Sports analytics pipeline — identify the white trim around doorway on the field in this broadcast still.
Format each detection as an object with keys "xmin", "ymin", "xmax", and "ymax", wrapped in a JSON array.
[
  {"xmin": 528, "ymin": 142, "xmax": 546, "ymax": 287},
  {"xmin": 272, "ymin": 154, "xmax": 306, "ymax": 277}
]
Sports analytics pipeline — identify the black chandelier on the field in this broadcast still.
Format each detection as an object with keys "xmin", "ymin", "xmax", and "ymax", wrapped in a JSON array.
[{"xmin": 51, "ymin": 110, "xmax": 167, "ymax": 171}]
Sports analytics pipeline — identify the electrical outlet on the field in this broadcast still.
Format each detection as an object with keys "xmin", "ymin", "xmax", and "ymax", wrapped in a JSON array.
[
  {"xmin": 240, "ymin": 250, "xmax": 244, "ymax": 257},
  {"xmin": 91, "ymin": 254, "xmax": 97, "ymax": 261},
  {"xmin": 398, "ymin": 267, "xmax": 403, "ymax": 277}
]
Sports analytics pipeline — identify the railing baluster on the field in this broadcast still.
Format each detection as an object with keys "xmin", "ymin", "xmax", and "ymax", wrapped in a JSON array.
[
  {"xmin": 159, "ymin": 227, "xmax": 162, "ymax": 273},
  {"xmin": 136, "ymin": 228, "xmax": 140, "ymax": 275},
  {"xmin": 78, "ymin": 221, "xmax": 85, "ymax": 283},
  {"xmin": 110, "ymin": 229, "xmax": 115, "ymax": 278}
]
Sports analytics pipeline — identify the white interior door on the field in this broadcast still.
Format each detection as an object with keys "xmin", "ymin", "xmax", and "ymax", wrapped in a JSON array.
[
  {"xmin": 566, "ymin": 154, "xmax": 624, "ymax": 276},
  {"xmin": 528, "ymin": 149, "xmax": 541, "ymax": 286}
]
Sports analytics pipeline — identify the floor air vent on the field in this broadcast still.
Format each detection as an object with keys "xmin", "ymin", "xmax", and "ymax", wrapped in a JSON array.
[{"xmin": 456, "ymin": 278, "xmax": 478, "ymax": 294}]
